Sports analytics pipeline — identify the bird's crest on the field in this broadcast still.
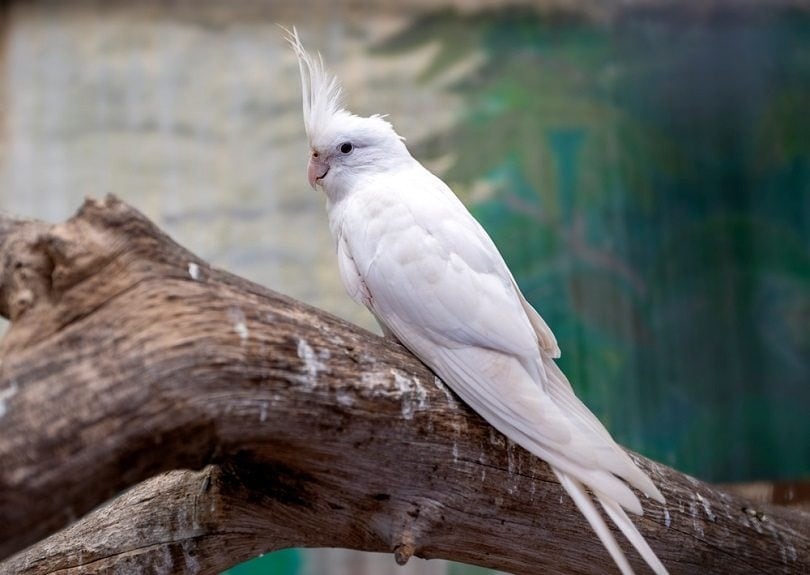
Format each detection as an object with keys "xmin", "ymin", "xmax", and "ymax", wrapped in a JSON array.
[{"xmin": 283, "ymin": 27, "xmax": 345, "ymax": 144}]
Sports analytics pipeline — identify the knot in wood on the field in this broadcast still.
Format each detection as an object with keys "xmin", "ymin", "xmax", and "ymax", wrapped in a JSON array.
[{"xmin": 394, "ymin": 540, "xmax": 415, "ymax": 566}]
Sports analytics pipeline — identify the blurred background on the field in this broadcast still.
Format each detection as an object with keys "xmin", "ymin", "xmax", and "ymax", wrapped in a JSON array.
[{"xmin": 0, "ymin": 1, "xmax": 807, "ymax": 574}]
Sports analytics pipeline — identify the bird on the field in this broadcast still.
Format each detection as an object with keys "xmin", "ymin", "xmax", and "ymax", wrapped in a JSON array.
[{"xmin": 285, "ymin": 28, "xmax": 668, "ymax": 575}]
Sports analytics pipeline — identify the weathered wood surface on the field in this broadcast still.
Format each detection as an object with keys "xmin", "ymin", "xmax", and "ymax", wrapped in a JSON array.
[{"xmin": 0, "ymin": 197, "xmax": 807, "ymax": 574}]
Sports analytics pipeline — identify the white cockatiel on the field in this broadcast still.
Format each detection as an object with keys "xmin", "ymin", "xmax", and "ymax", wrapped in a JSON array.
[{"xmin": 287, "ymin": 29, "xmax": 668, "ymax": 575}]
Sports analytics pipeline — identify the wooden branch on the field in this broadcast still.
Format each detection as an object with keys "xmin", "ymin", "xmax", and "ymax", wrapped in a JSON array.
[
  {"xmin": 718, "ymin": 480, "xmax": 810, "ymax": 512},
  {"xmin": 0, "ymin": 197, "xmax": 807, "ymax": 574}
]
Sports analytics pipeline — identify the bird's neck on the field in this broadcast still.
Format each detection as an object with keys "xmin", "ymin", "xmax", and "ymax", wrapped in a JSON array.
[
  {"xmin": 324, "ymin": 153, "xmax": 415, "ymax": 205},
  {"xmin": 323, "ymin": 154, "xmax": 415, "ymax": 244}
]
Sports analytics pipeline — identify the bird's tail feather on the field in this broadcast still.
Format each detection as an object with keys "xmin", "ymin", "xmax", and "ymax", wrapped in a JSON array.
[
  {"xmin": 541, "ymin": 356, "xmax": 665, "ymax": 505},
  {"xmin": 555, "ymin": 470, "xmax": 635, "ymax": 575},
  {"xmin": 598, "ymin": 495, "xmax": 669, "ymax": 575},
  {"xmin": 555, "ymin": 469, "xmax": 669, "ymax": 575}
]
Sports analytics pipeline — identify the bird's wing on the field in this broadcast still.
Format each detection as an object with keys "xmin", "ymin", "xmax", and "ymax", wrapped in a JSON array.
[
  {"xmin": 342, "ymin": 172, "xmax": 541, "ymax": 361},
  {"xmin": 516, "ymin": 286, "xmax": 561, "ymax": 359},
  {"xmin": 342, "ymin": 169, "xmax": 661, "ymax": 506}
]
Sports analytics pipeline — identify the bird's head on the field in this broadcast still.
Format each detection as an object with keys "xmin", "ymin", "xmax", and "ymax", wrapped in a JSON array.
[{"xmin": 286, "ymin": 29, "xmax": 411, "ymax": 197}]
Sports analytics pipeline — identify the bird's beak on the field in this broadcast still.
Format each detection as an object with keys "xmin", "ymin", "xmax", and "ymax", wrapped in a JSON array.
[{"xmin": 307, "ymin": 153, "xmax": 329, "ymax": 189}]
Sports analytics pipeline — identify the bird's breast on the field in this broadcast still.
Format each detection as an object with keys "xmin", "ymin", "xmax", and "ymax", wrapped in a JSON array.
[{"xmin": 356, "ymin": 196, "xmax": 446, "ymax": 279}]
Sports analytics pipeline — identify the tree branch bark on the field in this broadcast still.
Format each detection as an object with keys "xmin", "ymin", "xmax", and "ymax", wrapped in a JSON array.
[{"xmin": 0, "ymin": 196, "xmax": 807, "ymax": 574}]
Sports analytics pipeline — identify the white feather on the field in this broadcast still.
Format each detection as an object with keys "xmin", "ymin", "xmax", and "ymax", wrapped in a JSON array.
[
  {"xmin": 283, "ymin": 27, "xmax": 345, "ymax": 144},
  {"xmin": 290, "ymin": 35, "xmax": 668, "ymax": 574},
  {"xmin": 556, "ymin": 470, "xmax": 635, "ymax": 575},
  {"xmin": 599, "ymin": 495, "xmax": 669, "ymax": 574}
]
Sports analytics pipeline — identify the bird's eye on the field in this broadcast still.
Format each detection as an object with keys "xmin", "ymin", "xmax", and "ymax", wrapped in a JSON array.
[{"xmin": 339, "ymin": 142, "xmax": 353, "ymax": 154}]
